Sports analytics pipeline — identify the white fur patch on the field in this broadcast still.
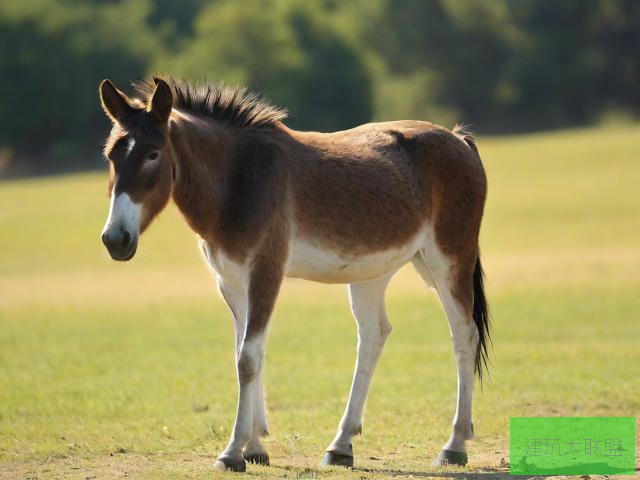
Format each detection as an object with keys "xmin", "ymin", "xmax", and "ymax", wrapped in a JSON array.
[
  {"xmin": 102, "ymin": 191, "xmax": 141, "ymax": 237},
  {"xmin": 286, "ymin": 227, "xmax": 430, "ymax": 284},
  {"xmin": 126, "ymin": 138, "xmax": 136, "ymax": 156},
  {"xmin": 199, "ymin": 239, "xmax": 249, "ymax": 287}
]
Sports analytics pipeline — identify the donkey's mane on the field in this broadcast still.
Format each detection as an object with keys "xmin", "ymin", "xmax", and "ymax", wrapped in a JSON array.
[{"xmin": 133, "ymin": 76, "xmax": 288, "ymax": 129}]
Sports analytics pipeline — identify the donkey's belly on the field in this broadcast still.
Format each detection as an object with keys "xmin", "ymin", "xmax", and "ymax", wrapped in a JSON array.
[{"xmin": 286, "ymin": 232, "xmax": 426, "ymax": 284}]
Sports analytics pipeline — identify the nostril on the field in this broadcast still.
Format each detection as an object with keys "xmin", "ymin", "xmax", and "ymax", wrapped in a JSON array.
[
  {"xmin": 121, "ymin": 230, "xmax": 131, "ymax": 248},
  {"xmin": 101, "ymin": 231, "xmax": 109, "ymax": 246}
]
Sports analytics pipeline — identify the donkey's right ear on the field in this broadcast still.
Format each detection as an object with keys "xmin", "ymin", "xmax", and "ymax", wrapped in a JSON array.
[{"xmin": 99, "ymin": 79, "xmax": 135, "ymax": 123}]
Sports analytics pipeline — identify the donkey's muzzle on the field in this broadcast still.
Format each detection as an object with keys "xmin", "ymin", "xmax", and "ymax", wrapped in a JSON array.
[{"xmin": 102, "ymin": 227, "xmax": 137, "ymax": 261}]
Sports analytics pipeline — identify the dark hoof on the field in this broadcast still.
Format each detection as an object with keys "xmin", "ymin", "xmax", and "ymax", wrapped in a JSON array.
[
  {"xmin": 244, "ymin": 452, "xmax": 270, "ymax": 466},
  {"xmin": 432, "ymin": 449, "xmax": 468, "ymax": 467},
  {"xmin": 322, "ymin": 451, "xmax": 354, "ymax": 468},
  {"xmin": 214, "ymin": 455, "xmax": 246, "ymax": 472}
]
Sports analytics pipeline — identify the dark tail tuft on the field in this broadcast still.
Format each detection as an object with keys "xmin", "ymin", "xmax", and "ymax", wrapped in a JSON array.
[
  {"xmin": 473, "ymin": 254, "xmax": 491, "ymax": 383},
  {"xmin": 452, "ymin": 123, "xmax": 479, "ymax": 155}
]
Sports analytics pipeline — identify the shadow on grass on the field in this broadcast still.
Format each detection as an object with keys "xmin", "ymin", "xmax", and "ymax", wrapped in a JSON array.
[
  {"xmin": 355, "ymin": 465, "xmax": 640, "ymax": 479},
  {"xmin": 354, "ymin": 466, "xmax": 519, "ymax": 479}
]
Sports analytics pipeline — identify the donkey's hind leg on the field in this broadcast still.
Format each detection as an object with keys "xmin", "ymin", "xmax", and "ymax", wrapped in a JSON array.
[
  {"xmin": 323, "ymin": 274, "xmax": 393, "ymax": 468},
  {"xmin": 414, "ymin": 251, "xmax": 478, "ymax": 467}
]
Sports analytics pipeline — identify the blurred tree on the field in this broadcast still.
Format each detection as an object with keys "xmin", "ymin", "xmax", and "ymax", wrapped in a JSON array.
[
  {"xmin": 364, "ymin": 0, "xmax": 640, "ymax": 132},
  {"xmin": 0, "ymin": 0, "xmax": 638, "ymax": 174},
  {"xmin": 0, "ymin": 0, "xmax": 158, "ymax": 169},
  {"xmin": 146, "ymin": 0, "xmax": 208, "ymax": 49},
  {"xmin": 504, "ymin": 0, "xmax": 611, "ymax": 129},
  {"xmin": 285, "ymin": 3, "xmax": 373, "ymax": 130},
  {"xmin": 595, "ymin": 0, "xmax": 640, "ymax": 111},
  {"xmin": 162, "ymin": 0, "xmax": 372, "ymax": 131},
  {"xmin": 365, "ymin": 0, "xmax": 521, "ymax": 130}
]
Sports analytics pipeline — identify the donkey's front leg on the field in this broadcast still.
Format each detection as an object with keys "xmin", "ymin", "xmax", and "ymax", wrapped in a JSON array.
[
  {"xmin": 219, "ymin": 278, "xmax": 270, "ymax": 467},
  {"xmin": 323, "ymin": 275, "xmax": 392, "ymax": 468},
  {"xmin": 243, "ymin": 361, "xmax": 270, "ymax": 465},
  {"xmin": 214, "ymin": 259, "xmax": 283, "ymax": 472}
]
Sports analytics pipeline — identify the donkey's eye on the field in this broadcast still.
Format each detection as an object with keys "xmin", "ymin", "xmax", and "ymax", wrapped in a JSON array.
[{"xmin": 148, "ymin": 152, "xmax": 159, "ymax": 161}]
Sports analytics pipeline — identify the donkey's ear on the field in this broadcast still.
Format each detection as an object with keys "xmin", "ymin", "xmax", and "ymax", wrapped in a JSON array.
[
  {"xmin": 100, "ymin": 79, "xmax": 135, "ymax": 123},
  {"xmin": 147, "ymin": 77, "xmax": 173, "ymax": 125}
]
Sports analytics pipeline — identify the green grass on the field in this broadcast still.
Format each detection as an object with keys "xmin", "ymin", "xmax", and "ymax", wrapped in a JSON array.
[{"xmin": 1, "ymin": 124, "xmax": 639, "ymax": 479}]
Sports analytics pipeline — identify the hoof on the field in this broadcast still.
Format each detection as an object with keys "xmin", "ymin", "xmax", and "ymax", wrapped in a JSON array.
[
  {"xmin": 244, "ymin": 452, "xmax": 270, "ymax": 466},
  {"xmin": 322, "ymin": 451, "xmax": 354, "ymax": 468},
  {"xmin": 214, "ymin": 455, "xmax": 246, "ymax": 472},
  {"xmin": 432, "ymin": 449, "xmax": 468, "ymax": 467}
]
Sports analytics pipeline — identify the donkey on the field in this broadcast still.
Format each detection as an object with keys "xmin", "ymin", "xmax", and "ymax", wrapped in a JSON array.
[{"xmin": 99, "ymin": 76, "xmax": 490, "ymax": 472}]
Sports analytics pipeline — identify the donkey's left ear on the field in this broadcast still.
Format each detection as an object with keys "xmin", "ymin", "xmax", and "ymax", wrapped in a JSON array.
[{"xmin": 147, "ymin": 77, "xmax": 173, "ymax": 125}]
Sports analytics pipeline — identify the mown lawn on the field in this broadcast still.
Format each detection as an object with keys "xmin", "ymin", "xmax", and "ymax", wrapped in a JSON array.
[{"xmin": 1, "ymin": 124, "xmax": 639, "ymax": 479}]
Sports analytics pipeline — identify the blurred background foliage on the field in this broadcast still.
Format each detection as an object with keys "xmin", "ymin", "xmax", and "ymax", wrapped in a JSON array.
[{"xmin": 0, "ymin": 0, "xmax": 638, "ymax": 175}]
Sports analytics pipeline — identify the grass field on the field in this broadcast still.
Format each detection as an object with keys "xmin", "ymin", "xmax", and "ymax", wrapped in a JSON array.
[{"xmin": 1, "ymin": 124, "xmax": 639, "ymax": 479}]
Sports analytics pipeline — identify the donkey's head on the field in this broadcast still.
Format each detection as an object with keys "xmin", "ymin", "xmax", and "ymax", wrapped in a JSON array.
[{"xmin": 99, "ymin": 78, "xmax": 174, "ymax": 261}]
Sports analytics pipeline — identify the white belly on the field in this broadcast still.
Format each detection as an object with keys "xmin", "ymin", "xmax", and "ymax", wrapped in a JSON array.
[{"xmin": 286, "ymin": 229, "xmax": 428, "ymax": 284}]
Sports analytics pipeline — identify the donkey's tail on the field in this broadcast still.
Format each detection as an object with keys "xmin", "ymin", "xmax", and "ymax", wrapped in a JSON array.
[
  {"xmin": 473, "ymin": 254, "xmax": 491, "ymax": 383},
  {"xmin": 452, "ymin": 123, "xmax": 479, "ymax": 155},
  {"xmin": 453, "ymin": 123, "xmax": 490, "ymax": 380}
]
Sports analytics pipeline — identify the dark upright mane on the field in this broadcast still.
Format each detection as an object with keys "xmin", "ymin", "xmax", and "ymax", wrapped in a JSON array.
[{"xmin": 132, "ymin": 76, "xmax": 288, "ymax": 129}]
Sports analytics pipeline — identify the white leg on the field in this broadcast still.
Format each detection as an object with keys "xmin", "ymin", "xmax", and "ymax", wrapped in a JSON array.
[
  {"xmin": 439, "ymin": 287, "xmax": 476, "ymax": 453},
  {"xmin": 218, "ymin": 277, "xmax": 247, "ymax": 357},
  {"xmin": 215, "ymin": 279, "xmax": 252, "ymax": 471},
  {"xmin": 243, "ymin": 333, "xmax": 270, "ymax": 465},
  {"xmin": 323, "ymin": 275, "xmax": 393, "ymax": 466},
  {"xmin": 220, "ymin": 279, "xmax": 270, "ymax": 464},
  {"xmin": 214, "ymin": 255, "xmax": 282, "ymax": 472},
  {"xmin": 215, "ymin": 334, "xmax": 265, "ymax": 471},
  {"xmin": 415, "ymin": 253, "xmax": 477, "ymax": 466},
  {"xmin": 216, "ymin": 279, "xmax": 267, "ymax": 470},
  {"xmin": 411, "ymin": 253, "xmax": 437, "ymax": 289}
]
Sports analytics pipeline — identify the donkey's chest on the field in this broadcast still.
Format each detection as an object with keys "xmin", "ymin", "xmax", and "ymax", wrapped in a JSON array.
[{"xmin": 285, "ymin": 232, "xmax": 425, "ymax": 284}]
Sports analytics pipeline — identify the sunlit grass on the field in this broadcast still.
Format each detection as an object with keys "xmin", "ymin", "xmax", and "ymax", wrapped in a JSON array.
[{"xmin": 1, "ymin": 124, "xmax": 639, "ymax": 478}]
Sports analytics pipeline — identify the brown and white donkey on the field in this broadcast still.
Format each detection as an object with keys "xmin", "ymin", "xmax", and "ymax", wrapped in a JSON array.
[{"xmin": 99, "ymin": 76, "xmax": 490, "ymax": 472}]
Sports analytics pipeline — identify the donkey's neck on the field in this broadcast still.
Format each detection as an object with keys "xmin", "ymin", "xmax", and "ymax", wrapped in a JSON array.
[
  {"xmin": 167, "ymin": 111, "xmax": 236, "ymax": 243},
  {"xmin": 166, "ymin": 111, "xmax": 293, "ymax": 263}
]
